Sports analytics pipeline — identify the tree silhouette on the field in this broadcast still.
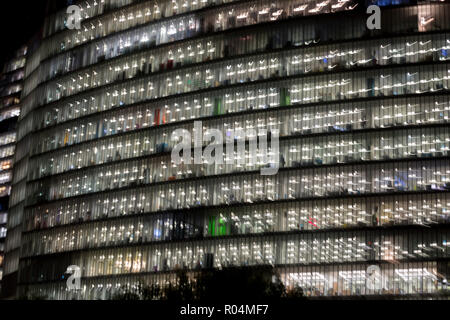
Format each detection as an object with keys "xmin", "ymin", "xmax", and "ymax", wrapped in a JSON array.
[{"xmin": 111, "ymin": 265, "xmax": 306, "ymax": 301}]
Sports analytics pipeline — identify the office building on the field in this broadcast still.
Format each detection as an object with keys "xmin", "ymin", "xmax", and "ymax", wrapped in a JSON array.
[
  {"xmin": 3, "ymin": 0, "xmax": 450, "ymax": 299},
  {"xmin": 0, "ymin": 45, "xmax": 27, "ymax": 297}
]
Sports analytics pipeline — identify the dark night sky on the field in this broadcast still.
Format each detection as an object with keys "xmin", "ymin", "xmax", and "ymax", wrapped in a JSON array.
[{"xmin": 0, "ymin": 0, "xmax": 48, "ymax": 68}]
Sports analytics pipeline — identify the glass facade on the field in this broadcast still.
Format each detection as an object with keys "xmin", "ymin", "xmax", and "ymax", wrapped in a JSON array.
[
  {"xmin": 0, "ymin": 45, "xmax": 26, "ymax": 296},
  {"xmin": 4, "ymin": 0, "xmax": 450, "ymax": 299}
]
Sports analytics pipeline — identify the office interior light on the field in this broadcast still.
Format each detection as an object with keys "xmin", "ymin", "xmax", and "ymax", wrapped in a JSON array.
[
  {"xmin": 420, "ymin": 16, "xmax": 435, "ymax": 26},
  {"xmin": 289, "ymin": 272, "xmax": 327, "ymax": 284},
  {"xmin": 395, "ymin": 268, "xmax": 437, "ymax": 281}
]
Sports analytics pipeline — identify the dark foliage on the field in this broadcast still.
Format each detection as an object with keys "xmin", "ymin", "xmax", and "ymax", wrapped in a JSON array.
[{"xmin": 112, "ymin": 266, "xmax": 306, "ymax": 301}]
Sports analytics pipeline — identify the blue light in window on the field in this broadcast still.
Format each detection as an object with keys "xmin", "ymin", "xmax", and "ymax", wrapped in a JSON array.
[{"xmin": 368, "ymin": 0, "xmax": 411, "ymax": 7}]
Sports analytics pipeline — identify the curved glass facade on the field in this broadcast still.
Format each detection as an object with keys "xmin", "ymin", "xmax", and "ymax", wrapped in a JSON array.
[{"xmin": 5, "ymin": 0, "xmax": 450, "ymax": 299}]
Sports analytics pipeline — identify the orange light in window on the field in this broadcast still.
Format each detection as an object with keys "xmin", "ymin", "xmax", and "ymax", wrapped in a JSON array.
[{"xmin": 2, "ymin": 162, "xmax": 11, "ymax": 170}]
